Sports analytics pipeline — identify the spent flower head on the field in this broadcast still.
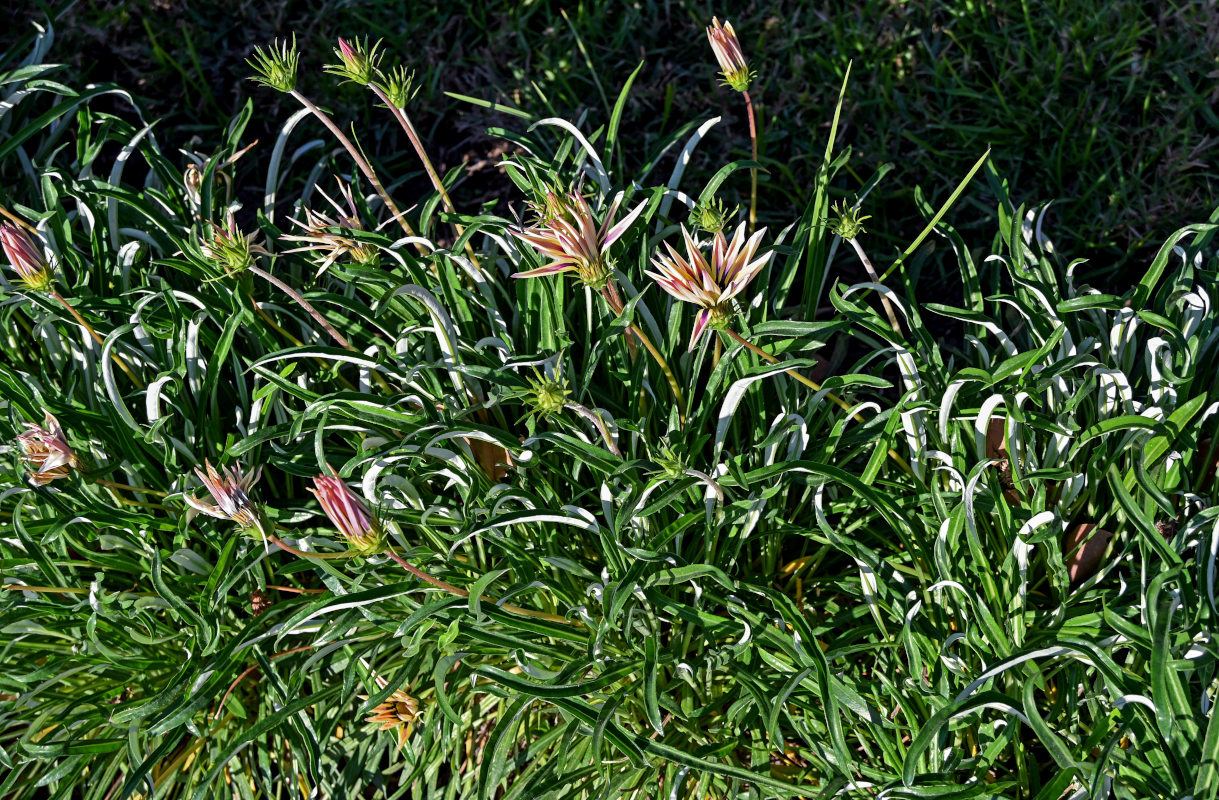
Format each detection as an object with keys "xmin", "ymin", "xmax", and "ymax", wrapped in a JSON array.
[
  {"xmin": 828, "ymin": 201, "xmax": 872, "ymax": 240},
  {"xmin": 280, "ymin": 181, "xmax": 379, "ymax": 275},
  {"xmin": 511, "ymin": 191, "xmax": 646, "ymax": 290},
  {"xmin": 326, "ymin": 37, "xmax": 383, "ymax": 86},
  {"xmin": 247, "ymin": 36, "xmax": 299, "ymax": 94},
  {"xmin": 707, "ymin": 17, "xmax": 752, "ymax": 92},
  {"xmin": 647, "ymin": 222, "xmax": 771, "ymax": 350},
  {"xmin": 309, "ymin": 468, "xmax": 384, "ymax": 554},
  {"xmin": 185, "ymin": 459, "xmax": 265, "ymax": 533},
  {"xmin": 201, "ymin": 212, "xmax": 266, "ymax": 276},
  {"xmin": 17, "ymin": 412, "xmax": 83, "ymax": 486},
  {"xmin": 377, "ymin": 64, "xmax": 418, "ymax": 108},
  {"xmin": 363, "ymin": 683, "xmax": 422, "ymax": 749},
  {"xmin": 1, "ymin": 221, "xmax": 53, "ymax": 292}
]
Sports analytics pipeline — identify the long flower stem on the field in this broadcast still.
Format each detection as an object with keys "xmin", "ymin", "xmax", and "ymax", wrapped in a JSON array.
[
  {"xmin": 383, "ymin": 548, "xmax": 577, "ymax": 626},
  {"xmin": 248, "ymin": 265, "xmax": 352, "ymax": 349},
  {"xmin": 50, "ymin": 291, "xmax": 143, "ymax": 389},
  {"xmin": 846, "ymin": 236, "xmax": 902, "ymax": 335},
  {"xmin": 289, "ymin": 90, "xmax": 425, "ymax": 253},
  {"xmin": 267, "ymin": 534, "xmax": 354, "ymax": 560},
  {"xmin": 599, "ymin": 285, "xmax": 686, "ymax": 422},
  {"xmin": 722, "ymin": 327, "xmax": 913, "ymax": 475},
  {"xmin": 94, "ymin": 479, "xmax": 170, "ymax": 497},
  {"xmin": 250, "ymin": 297, "xmax": 360, "ymax": 392},
  {"xmin": 370, "ymin": 85, "xmax": 481, "ymax": 269},
  {"xmin": 744, "ymin": 90, "xmax": 758, "ymax": 234},
  {"xmin": 723, "ymin": 328, "xmax": 845, "ymax": 408},
  {"xmin": 602, "ymin": 282, "xmax": 638, "ymax": 360},
  {"xmin": 249, "ymin": 266, "xmax": 395, "ymax": 394}
]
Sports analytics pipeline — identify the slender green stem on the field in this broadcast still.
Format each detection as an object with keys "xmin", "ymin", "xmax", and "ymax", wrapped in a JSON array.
[
  {"xmin": 383, "ymin": 548, "xmax": 578, "ymax": 626},
  {"xmin": 369, "ymin": 84, "xmax": 481, "ymax": 270},
  {"xmin": 50, "ymin": 291, "xmax": 143, "ymax": 389},
  {"xmin": 744, "ymin": 90, "xmax": 758, "ymax": 234},
  {"xmin": 722, "ymin": 327, "xmax": 914, "ymax": 476},
  {"xmin": 600, "ymin": 285, "xmax": 686, "ymax": 423},
  {"xmin": 267, "ymin": 534, "xmax": 354, "ymax": 560},
  {"xmin": 722, "ymin": 327, "xmax": 844, "ymax": 407},
  {"xmin": 288, "ymin": 90, "xmax": 425, "ymax": 252}
]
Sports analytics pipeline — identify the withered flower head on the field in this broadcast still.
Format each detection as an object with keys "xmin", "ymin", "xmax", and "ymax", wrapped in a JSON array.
[
  {"xmin": 647, "ymin": 222, "xmax": 771, "ymax": 350},
  {"xmin": 280, "ymin": 181, "xmax": 379, "ymax": 275},
  {"xmin": 309, "ymin": 468, "xmax": 383, "ymax": 553},
  {"xmin": 17, "ymin": 412, "xmax": 82, "ymax": 486},
  {"xmin": 707, "ymin": 17, "xmax": 752, "ymax": 92},
  {"xmin": 511, "ymin": 191, "xmax": 646, "ymax": 290},
  {"xmin": 364, "ymin": 687, "xmax": 422, "ymax": 749},
  {"xmin": 1, "ymin": 221, "xmax": 53, "ymax": 292},
  {"xmin": 185, "ymin": 459, "xmax": 264, "ymax": 533}
]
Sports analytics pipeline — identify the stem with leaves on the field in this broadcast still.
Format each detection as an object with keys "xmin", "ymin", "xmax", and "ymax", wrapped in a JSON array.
[
  {"xmin": 721, "ymin": 327, "xmax": 913, "ymax": 475},
  {"xmin": 600, "ymin": 284, "xmax": 686, "ymax": 423},
  {"xmin": 50, "ymin": 291, "xmax": 143, "ymax": 388}
]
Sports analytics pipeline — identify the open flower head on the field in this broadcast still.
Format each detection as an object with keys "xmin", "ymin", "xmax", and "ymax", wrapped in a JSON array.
[
  {"xmin": 707, "ymin": 17, "xmax": 752, "ymax": 92},
  {"xmin": 365, "ymin": 687, "xmax": 422, "ymax": 749},
  {"xmin": 647, "ymin": 222, "xmax": 771, "ymax": 350},
  {"xmin": 309, "ymin": 469, "xmax": 384, "ymax": 553},
  {"xmin": 512, "ymin": 191, "xmax": 646, "ymax": 290},
  {"xmin": 17, "ymin": 412, "xmax": 82, "ymax": 486},
  {"xmin": 186, "ymin": 459, "xmax": 264, "ymax": 533},
  {"xmin": 280, "ymin": 181, "xmax": 379, "ymax": 275},
  {"xmin": 1, "ymin": 221, "xmax": 53, "ymax": 292}
]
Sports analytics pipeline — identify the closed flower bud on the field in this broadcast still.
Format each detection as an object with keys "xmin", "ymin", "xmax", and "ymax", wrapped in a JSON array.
[
  {"xmin": 1, "ymin": 222, "xmax": 53, "ymax": 292},
  {"xmin": 326, "ymin": 37, "xmax": 383, "ymax": 86},
  {"xmin": 247, "ymin": 36, "xmax": 300, "ymax": 94},
  {"xmin": 707, "ymin": 18, "xmax": 752, "ymax": 92},
  {"xmin": 309, "ymin": 469, "xmax": 384, "ymax": 553}
]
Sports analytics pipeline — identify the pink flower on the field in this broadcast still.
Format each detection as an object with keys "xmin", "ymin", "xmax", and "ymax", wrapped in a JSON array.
[
  {"xmin": 309, "ymin": 469, "xmax": 383, "ymax": 552},
  {"xmin": 280, "ymin": 181, "xmax": 378, "ymax": 274},
  {"xmin": 512, "ymin": 191, "xmax": 646, "ymax": 290},
  {"xmin": 707, "ymin": 17, "xmax": 752, "ymax": 92},
  {"xmin": 1, "ymin": 222, "xmax": 52, "ymax": 291},
  {"xmin": 186, "ymin": 459, "xmax": 264, "ymax": 531},
  {"xmin": 647, "ymin": 222, "xmax": 771, "ymax": 350},
  {"xmin": 17, "ymin": 412, "xmax": 82, "ymax": 485}
]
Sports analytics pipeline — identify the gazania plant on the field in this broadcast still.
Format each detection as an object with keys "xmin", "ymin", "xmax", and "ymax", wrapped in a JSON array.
[{"xmin": 1, "ymin": 12, "xmax": 1217, "ymax": 800}]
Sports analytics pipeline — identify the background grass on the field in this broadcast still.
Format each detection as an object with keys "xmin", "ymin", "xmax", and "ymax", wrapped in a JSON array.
[{"xmin": 7, "ymin": 0, "xmax": 1218, "ymax": 287}]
